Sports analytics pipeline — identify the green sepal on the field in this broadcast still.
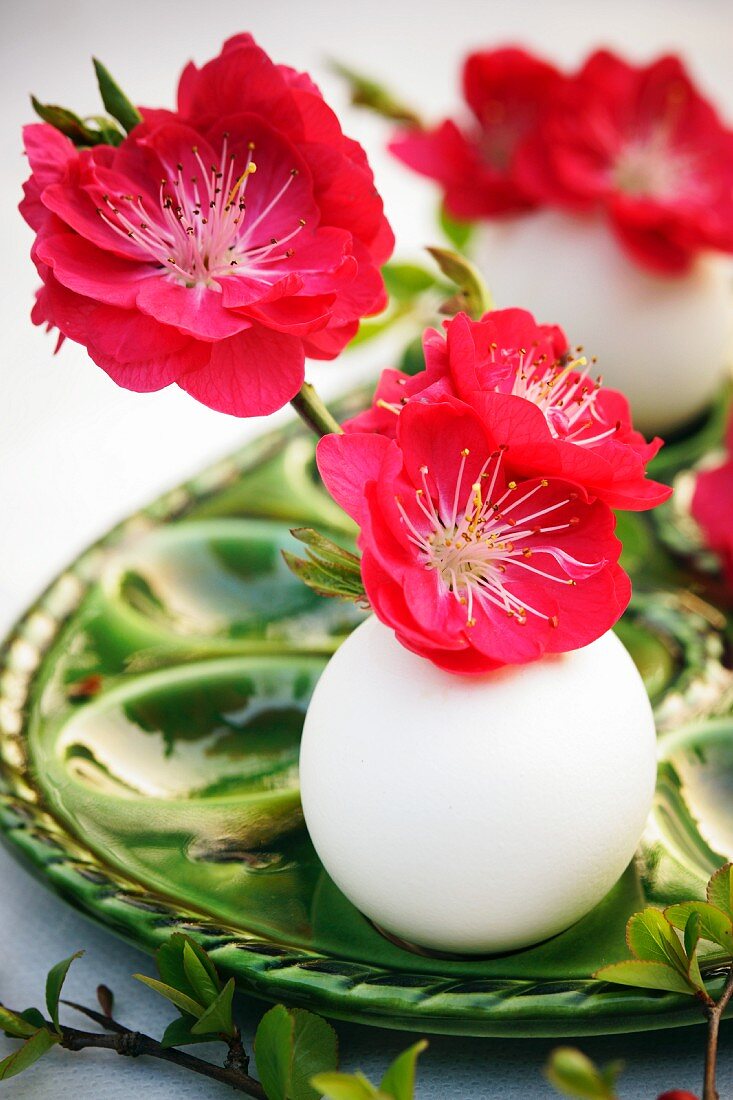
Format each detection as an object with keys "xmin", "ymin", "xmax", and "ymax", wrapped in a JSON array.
[
  {"xmin": 329, "ymin": 61, "xmax": 422, "ymax": 126},
  {"xmin": 0, "ymin": 1005, "xmax": 41, "ymax": 1039},
  {"xmin": 379, "ymin": 1039, "xmax": 428, "ymax": 1099},
  {"xmin": 190, "ymin": 977, "xmax": 236, "ymax": 1037},
  {"xmin": 283, "ymin": 529, "xmax": 366, "ymax": 604},
  {"xmin": 45, "ymin": 950, "xmax": 84, "ymax": 1033},
  {"xmin": 133, "ymin": 974, "xmax": 204, "ymax": 1018},
  {"xmin": 255, "ymin": 1004, "xmax": 338, "ymax": 1100},
  {"xmin": 545, "ymin": 1046, "xmax": 620, "ymax": 1099},
  {"xmin": 594, "ymin": 959, "xmax": 697, "ymax": 996},
  {"xmin": 426, "ymin": 246, "xmax": 492, "ymax": 320},
  {"xmin": 0, "ymin": 1027, "xmax": 58, "ymax": 1080},
  {"xmin": 92, "ymin": 58, "xmax": 142, "ymax": 133}
]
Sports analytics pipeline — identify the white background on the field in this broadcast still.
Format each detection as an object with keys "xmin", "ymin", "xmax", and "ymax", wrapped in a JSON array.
[{"xmin": 2, "ymin": 0, "xmax": 733, "ymax": 1095}]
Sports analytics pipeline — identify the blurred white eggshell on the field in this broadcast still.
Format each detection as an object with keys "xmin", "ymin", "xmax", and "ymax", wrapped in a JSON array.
[
  {"xmin": 475, "ymin": 210, "xmax": 733, "ymax": 437},
  {"xmin": 299, "ymin": 615, "xmax": 657, "ymax": 955}
]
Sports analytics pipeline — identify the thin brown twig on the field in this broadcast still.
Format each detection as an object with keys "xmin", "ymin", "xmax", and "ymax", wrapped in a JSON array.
[{"xmin": 702, "ymin": 965, "xmax": 733, "ymax": 1100}]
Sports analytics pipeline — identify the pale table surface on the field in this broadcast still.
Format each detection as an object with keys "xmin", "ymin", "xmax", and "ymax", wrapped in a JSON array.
[{"xmin": 3, "ymin": 0, "xmax": 733, "ymax": 1095}]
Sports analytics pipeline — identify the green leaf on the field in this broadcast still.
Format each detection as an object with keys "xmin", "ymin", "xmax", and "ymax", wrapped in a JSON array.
[
  {"xmin": 190, "ymin": 977, "xmax": 235, "ymax": 1038},
  {"xmin": 426, "ymin": 246, "xmax": 492, "ymax": 320},
  {"xmin": 0, "ymin": 1005, "xmax": 41, "ymax": 1039},
  {"xmin": 329, "ymin": 60, "xmax": 422, "ymax": 126},
  {"xmin": 20, "ymin": 1009, "xmax": 47, "ymax": 1031},
  {"xmin": 594, "ymin": 959, "xmax": 696, "ymax": 995},
  {"xmin": 707, "ymin": 863, "xmax": 733, "ymax": 919},
  {"xmin": 310, "ymin": 1072, "xmax": 381, "ymax": 1100},
  {"xmin": 160, "ymin": 1015, "xmax": 214, "ymax": 1049},
  {"xmin": 683, "ymin": 912, "xmax": 706, "ymax": 994},
  {"xmin": 92, "ymin": 58, "xmax": 142, "ymax": 133},
  {"xmin": 183, "ymin": 941, "xmax": 220, "ymax": 1007},
  {"xmin": 626, "ymin": 908, "xmax": 687, "ymax": 972},
  {"xmin": 545, "ymin": 1047, "xmax": 619, "ymax": 1099},
  {"xmin": 31, "ymin": 97, "xmax": 107, "ymax": 146},
  {"xmin": 398, "ymin": 336, "xmax": 426, "ymax": 377},
  {"xmin": 665, "ymin": 901, "xmax": 733, "ymax": 955},
  {"xmin": 380, "ymin": 1040, "xmax": 427, "ymax": 1099},
  {"xmin": 133, "ymin": 975, "xmax": 204, "ymax": 1018},
  {"xmin": 0, "ymin": 1027, "xmax": 57, "ymax": 1080},
  {"xmin": 255, "ymin": 1005, "xmax": 338, "ymax": 1100},
  {"xmin": 439, "ymin": 205, "xmax": 474, "ymax": 251},
  {"xmin": 382, "ymin": 263, "xmax": 435, "ymax": 302},
  {"xmin": 45, "ymin": 951, "xmax": 83, "ymax": 1033},
  {"xmin": 284, "ymin": 529, "xmax": 365, "ymax": 604}
]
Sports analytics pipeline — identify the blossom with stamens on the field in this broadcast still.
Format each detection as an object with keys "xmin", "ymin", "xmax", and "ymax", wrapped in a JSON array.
[
  {"xmin": 319, "ymin": 398, "xmax": 630, "ymax": 674},
  {"xmin": 389, "ymin": 48, "xmax": 562, "ymax": 218},
  {"xmin": 515, "ymin": 50, "xmax": 733, "ymax": 273},
  {"xmin": 21, "ymin": 34, "xmax": 393, "ymax": 416},
  {"xmin": 345, "ymin": 309, "xmax": 672, "ymax": 511}
]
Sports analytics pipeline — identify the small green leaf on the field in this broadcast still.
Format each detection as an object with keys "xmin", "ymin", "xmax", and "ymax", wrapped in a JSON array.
[
  {"xmin": 329, "ymin": 60, "xmax": 422, "ymax": 126},
  {"xmin": 133, "ymin": 975, "xmax": 204, "ymax": 1018},
  {"xmin": 399, "ymin": 336, "xmax": 426, "ymax": 377},
  {"xmin": 626, "ymin": 908, "xmax": 687, "ymax": 972},
  {"xmin": 382, "ymin": 263, "xmax": 435, "ymax": 302},
  {"xmin": 0, "ymin": 1027, "xmax": 57, "ymax": 1081},
  {"xmin": 439, "ymin": 205, "xmax": 474, "ymax": 251},
  {"xmin": 0, "ymin": 1005, "xmax": 40, "ymax": 1039},
  {"xmin": 92, "ymin": 59, "xmax": 142, "ymax": 133},
  {"xmin": 160, "ymin": 1015, "xmax": 213, "ymax": 1049},
  {"xmin": 190, "ymin": 978, "xmax": 235, "ymax": 1037},
  {"xmin": 380, "ymin": 1040, "xmax": 427, "ymax": 1099},
  {"xmin": 46, "ymin": 951, "xmax": 83, "ymax": 1033},
  {"xmin": 683, "ymin": 912, "xmax": 707, "ymax": 994},
  {"xmin": 284, "ymin": 529, "xmax": 365, "ymax": 604},
  {"xmin": 255, "ymin": 1005, "xmax": 338, "ymax": 1100},
  {"xmin": 310, "ymin": 1071, "xmax": 381, "ymax": 1100},
  {"xmin": 426, "ymin": 246, "xmax": 492, "ymax": 320},
  {"xmin": 183, "ymin": 941, "xmax": 220, "ymax": 1008},
  {"xmin": 19, "ymin": 1009, "xmax": 47, "ymax": 1031},
  {"xmin": 665, "ymin": 901, "xmax": 733, "ymax": 954},
  {"xmin": 31, "ymin": 97, "xmax": 105, "ymax": 146},
  {"xmin": 707, "ymin": 863, "xmax": 733, "ymax": 919},
  {"xmin": 545, "ymin": 1047, "xmax": 618, "ymax": 1099},
  {"xmin": 594, "ymin": 959, "xmax": 696, "ymax": 995}
]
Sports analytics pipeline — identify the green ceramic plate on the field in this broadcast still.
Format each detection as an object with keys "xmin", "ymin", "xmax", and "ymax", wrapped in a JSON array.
[{"xmin": 1, "ymin": 388, "xmax": 733, "ymax": 1038}]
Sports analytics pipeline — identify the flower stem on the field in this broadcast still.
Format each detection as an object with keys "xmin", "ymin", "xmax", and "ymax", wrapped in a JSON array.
[
  {"xmin": 702, "ymin": 966, "xmax": 733, "ymax": 1100},
  {"xmin": 291, "ymin": 382, "xmax": 343, "ymax": 438}
]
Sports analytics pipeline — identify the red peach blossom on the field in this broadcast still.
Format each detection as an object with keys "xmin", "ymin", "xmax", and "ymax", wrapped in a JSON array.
[
  {"xmin": 516, "ymin": 50, "xmax": 733, "ymax": 273},
  {"xmin": 692, "ymin": 413, "xmax": 733, "ymax": 585},
  {"xmin": 21, "ymin": 34, "xmax": 393, "ymax": 417},
  {"xmin": 345, "ymin": 309, "xmax": 671, "ymax": 512},
  {"xmin": 389, "ymin": 48, "xmax": 562, "ymax": 219},
  {"xmin": 319, "ymin": 398, "xmax": 630, "ymax": 675}
]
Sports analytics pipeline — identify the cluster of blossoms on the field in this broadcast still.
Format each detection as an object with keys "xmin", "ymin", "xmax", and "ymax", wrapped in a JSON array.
[
  {"xmin": 21, "ymin": 35, "xmax": 393, "ymax": 417},
  {"xmin": 318, "ymin": 309, "xmax": 671, "ymax": 673},
  {"xmin": 391, "ymin": 47, "xmax": 733, "ymax": 274},
  {"xmin": 692, "ymin": 413, "xmax": 733, "ymax": 587}
]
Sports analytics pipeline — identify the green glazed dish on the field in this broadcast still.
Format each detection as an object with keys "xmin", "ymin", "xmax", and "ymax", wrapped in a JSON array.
[{"xmin": 1, "ymin": 387, "xmax": 732, "ymax": 1038}]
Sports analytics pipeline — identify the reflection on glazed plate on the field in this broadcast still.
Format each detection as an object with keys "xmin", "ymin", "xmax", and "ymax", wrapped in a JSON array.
[{"xmin": 1, "ymin": 387, "xmax": 732, "ymax": 1037}]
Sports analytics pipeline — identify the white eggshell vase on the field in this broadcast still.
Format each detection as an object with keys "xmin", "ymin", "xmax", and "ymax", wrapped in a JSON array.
[
  {"xmin": 300, "ymin": 615, "xmax": 657, "ymax": 955},
  {"xmin": 475, "ymin": 210, "xmax": 733, "ymax": 437}
]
